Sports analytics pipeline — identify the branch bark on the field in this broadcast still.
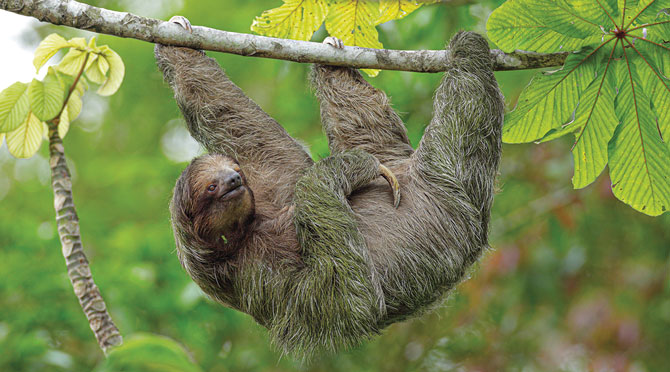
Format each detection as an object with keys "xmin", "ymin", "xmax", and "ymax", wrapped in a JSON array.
[
  {"xmin": 48, "ymin": 122, "xmax": 123, "ymax": 354},
  {"xmin": 0, "ymin": 0, "xmax": 569, "ymax": 72}
]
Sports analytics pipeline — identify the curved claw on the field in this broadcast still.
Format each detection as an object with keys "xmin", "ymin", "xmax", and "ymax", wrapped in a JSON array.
[
  {"xmin": 323, "ymin": 36, "xmax": 345, "ymax": 49},
  {"xmin": 379, "ymin": 164, "xmax": 401, "ymax": 208},
  {"xmin": 169, "ymin": 15, "xmax": 193, "ymax": 33}
]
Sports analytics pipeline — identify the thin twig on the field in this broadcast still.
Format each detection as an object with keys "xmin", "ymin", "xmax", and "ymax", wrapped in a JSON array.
[{"xmin": 0, "ymin": 0, "xmax": 568, "ymax": 72}]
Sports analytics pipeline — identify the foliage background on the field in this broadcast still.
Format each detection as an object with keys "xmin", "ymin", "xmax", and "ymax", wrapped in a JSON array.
[{"xmin": 0, "ymin": 0, "xmax": 668, "ymax": 371}]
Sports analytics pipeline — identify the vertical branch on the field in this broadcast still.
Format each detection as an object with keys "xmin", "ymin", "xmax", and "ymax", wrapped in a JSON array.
[{"xmin": 47, "ymin": 123, "xmax": 122, "ymax": 354}]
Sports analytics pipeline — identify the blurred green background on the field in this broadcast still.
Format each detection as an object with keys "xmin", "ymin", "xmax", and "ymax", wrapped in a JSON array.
[{"xmin": 0, "ymin": 1, "xmax": 669, "ymax": 371}]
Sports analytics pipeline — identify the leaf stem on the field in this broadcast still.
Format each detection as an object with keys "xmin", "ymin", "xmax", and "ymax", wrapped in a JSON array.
[{"xmin": 52, "ymin": 52, "xmax": 89, "ymax": 122}]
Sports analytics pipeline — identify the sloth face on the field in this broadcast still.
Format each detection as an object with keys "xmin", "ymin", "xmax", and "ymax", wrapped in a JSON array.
[{"xmin": 182, "ymin": 154, "xmax": 255, "ymax": 243}]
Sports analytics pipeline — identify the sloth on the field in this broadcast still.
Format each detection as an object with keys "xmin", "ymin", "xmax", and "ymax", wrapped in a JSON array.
[{"xmin": 156, "ymin": 16, "xmax": 504, "ymax": 357}]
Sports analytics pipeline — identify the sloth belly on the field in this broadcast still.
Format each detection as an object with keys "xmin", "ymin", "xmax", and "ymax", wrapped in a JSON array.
[{"xmin": 349, "ymin": 171, "xmax": 476, "ymax": 324}]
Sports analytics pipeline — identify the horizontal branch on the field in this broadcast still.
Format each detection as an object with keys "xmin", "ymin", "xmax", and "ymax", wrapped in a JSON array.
[{"xmin": 0, "ymin": 0, "xmax": 568, "ymax": 72}]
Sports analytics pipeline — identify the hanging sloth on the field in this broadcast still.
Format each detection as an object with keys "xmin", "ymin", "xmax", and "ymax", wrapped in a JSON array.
[{"xmin": 156, "ymin": 16, "xmax": 504, "ymax": 358}]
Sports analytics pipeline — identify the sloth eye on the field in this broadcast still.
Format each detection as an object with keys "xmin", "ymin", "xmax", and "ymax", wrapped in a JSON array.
[{"xmin": 207, "ymin": 184, "xmax": 217, "ymax": 192}]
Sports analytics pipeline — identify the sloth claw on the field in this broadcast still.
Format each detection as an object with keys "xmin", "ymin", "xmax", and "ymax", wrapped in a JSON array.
[
  {"xmin": 323, "ymin": 36, "xmax": 345, "ymax": 49},
  {"xmin": 169, "ymin": 16, "xmax": 192, "ymax": 33},
  {"xmin": 379, "ymin": 164, "xmax": 401, "ymax": 208}
]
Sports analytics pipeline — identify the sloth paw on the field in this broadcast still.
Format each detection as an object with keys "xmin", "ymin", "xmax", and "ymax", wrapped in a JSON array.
[
  {"xmin": 323, "ymin": 36, "xmax": 345, "ymax": 49},
  {"xmin": 169, "ymin": 15, "xmax": 193, "ymax": 33},
  {"xmin": 379, "ymin": 164, "xmax": 401, "ymax": 208}
]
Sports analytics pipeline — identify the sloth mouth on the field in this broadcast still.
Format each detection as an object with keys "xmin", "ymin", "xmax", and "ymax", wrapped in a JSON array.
[{"xmin": 220, "ymin": 185, "xmax": 245, "ymax": 200}]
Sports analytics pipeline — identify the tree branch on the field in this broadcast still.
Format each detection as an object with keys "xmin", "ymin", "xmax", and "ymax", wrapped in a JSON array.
[{"xmin": 0, "ymin": 0, "xmax": 568, "ymax": 72}]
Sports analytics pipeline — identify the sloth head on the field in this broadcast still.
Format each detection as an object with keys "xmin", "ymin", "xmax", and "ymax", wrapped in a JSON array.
[{"xmin": 171, "ymin": 154, "xmax": 255, "ymax": 253}]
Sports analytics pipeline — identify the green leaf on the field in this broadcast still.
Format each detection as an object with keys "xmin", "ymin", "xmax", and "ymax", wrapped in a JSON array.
[
  {"xmin": 326, "ymin": 0, "xmax": 383, "ymax": 77},
  {"xmin": 569, "ymin": 70, "xmax": 619, "ymax": 188},
  {"xmin": 251, "ymin": 0, "xmax": 328, "ymax": 41},
  {"xmin": 6, "ymin": 112, "xmax": 43, "ymax": 158},
  {"xmin": 0, "ymin": 133, "xmax": 4, "ymax": 148},
  {"xmin": 0, "ymin": 82, "xmax": 31, "ymax": 132},
  {"xmin": 33, "ymin": 33, "xmax": 69, "ymax": 72},
  {"xmin": 609, "ymin": 63, "xmax": 670, "ymax": 216},
  {"xmin": 57, "ymin": 49, "xmax": 89, "ymax": 76},
  {"xmin": 95, "ymin": 333, "xmax": 202, "ymax": 372},
  {"xmin": 377, "ymin": 0, "xmax": 423, "ymax": 25},
  {"xmin": 503, "ymin": 48, "xmax": 602, "ymax": 143},
  {"xmin": 29, "ymin": 68, "xmax": 65, "ymax": 122},
  {"xmin": 488, "ymin": 0, "xmax": 670, "ymax": 215},
  {"xmin": 96, "ymin": 46, "xmax": 125, "ymax": 96},
  {"xmin": 487, "ymin": 0, "xmax": 600, "ymax": 53}
]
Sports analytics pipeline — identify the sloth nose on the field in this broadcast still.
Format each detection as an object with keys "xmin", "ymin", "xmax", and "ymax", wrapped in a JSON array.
[{"xmin": 225, "ymin": 173, "xmax": 242, "ymax": 189}]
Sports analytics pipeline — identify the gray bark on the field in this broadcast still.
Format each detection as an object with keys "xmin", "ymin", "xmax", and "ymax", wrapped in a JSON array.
[{"xmin": 0, "ymin": 0, "xmax": 568, "ymax": 72}]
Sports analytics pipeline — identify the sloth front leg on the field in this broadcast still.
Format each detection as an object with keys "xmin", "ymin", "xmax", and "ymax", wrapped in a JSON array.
[
  {"xmin": 154, "ymin": 16, "xmax": 313, "ymax": 206},
  {"xmin": 311, "ymin": 38, "xmax": 414, "ymax": 164}
]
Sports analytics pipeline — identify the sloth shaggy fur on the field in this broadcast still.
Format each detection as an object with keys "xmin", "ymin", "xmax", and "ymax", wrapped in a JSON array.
[{"xmin": 156, "ymin": 30, "xmax": 505, "ymax": 358}]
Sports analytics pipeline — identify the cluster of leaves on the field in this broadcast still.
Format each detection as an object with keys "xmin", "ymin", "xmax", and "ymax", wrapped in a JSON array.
[
  {"xmin": 250, "ymin": 0, "xmax": 441, "ymax": 75},
  {"xmin": 487, "ymin": 0, "xmax": 669, "ymax": 216},
  {"xmin": 0, "ymin": 34, "xmax": 124, "ymax": 158}
]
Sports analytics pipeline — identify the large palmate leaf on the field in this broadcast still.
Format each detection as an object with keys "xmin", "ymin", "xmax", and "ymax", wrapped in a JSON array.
[
  {"xmin": 488, "ymin": 0, "xmax": 670, "ymax": 216},
  {"xmin": 326, "ymin": 0, "xmax": 383, "ymax": 76},
  {"xmin": 250, "ymin": 0, "xmax": 440, "ymax": 76},
  {"xmin": 251, "ymin": 0, "xmax": 328, "ymax": 40},
  {"xmin": 377, "ymin": 0, "xmax": 425, "ymax": 25}
]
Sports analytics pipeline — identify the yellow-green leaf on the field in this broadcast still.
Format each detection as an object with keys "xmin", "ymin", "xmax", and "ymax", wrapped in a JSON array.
[
  {"xmin": 58, "ymin": 106, "xmax": 70, "ymax": 138},
  {"xmin": 0, "ymin": 82, "xmax": 31, "ymax": 132},
  {"xmin": 29, "ymin": 69, "xmax": 65, "ymax": 122},
  {"xmin": 57, "ymin": 49, "xmax": 89, "ymax": 76},
  {"xmin": 251, "ymin": 0, "xmax": 328, "ymax": 40},
  {"xmin": 0, "ymin": 133, "xmax": 4, "ymax": 148},
  {"xmin": 68, "ymin": 37, "xmax": 87, "ymax": 50},
  {"xmin": 6, "ymin": 112, "xmax": 43, "ymax": 158},
  {"xmin": 85, "ymin": 54, "xmax": 108, "ymax": 84},
  {"xmin": 96, "ymin": 46, "xmax": 125, "ymax": 96},
  {"xmin": 377, "ymin": 0, "xmax": 423, "ymax": 25},
  {"xmin": 326, "ymin": 0, "xmax": 383, "ymax": 76},
  {"xmin": 33, "ymin": 33, "xmax": 69, "ymax": 72},
  {"xmin": 66, "ymin": 90, "xmax": 83, "ymax": 122},
  {"xmin": 88, "ymin": 36, "xmax": 98, "ymax": 50}
]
